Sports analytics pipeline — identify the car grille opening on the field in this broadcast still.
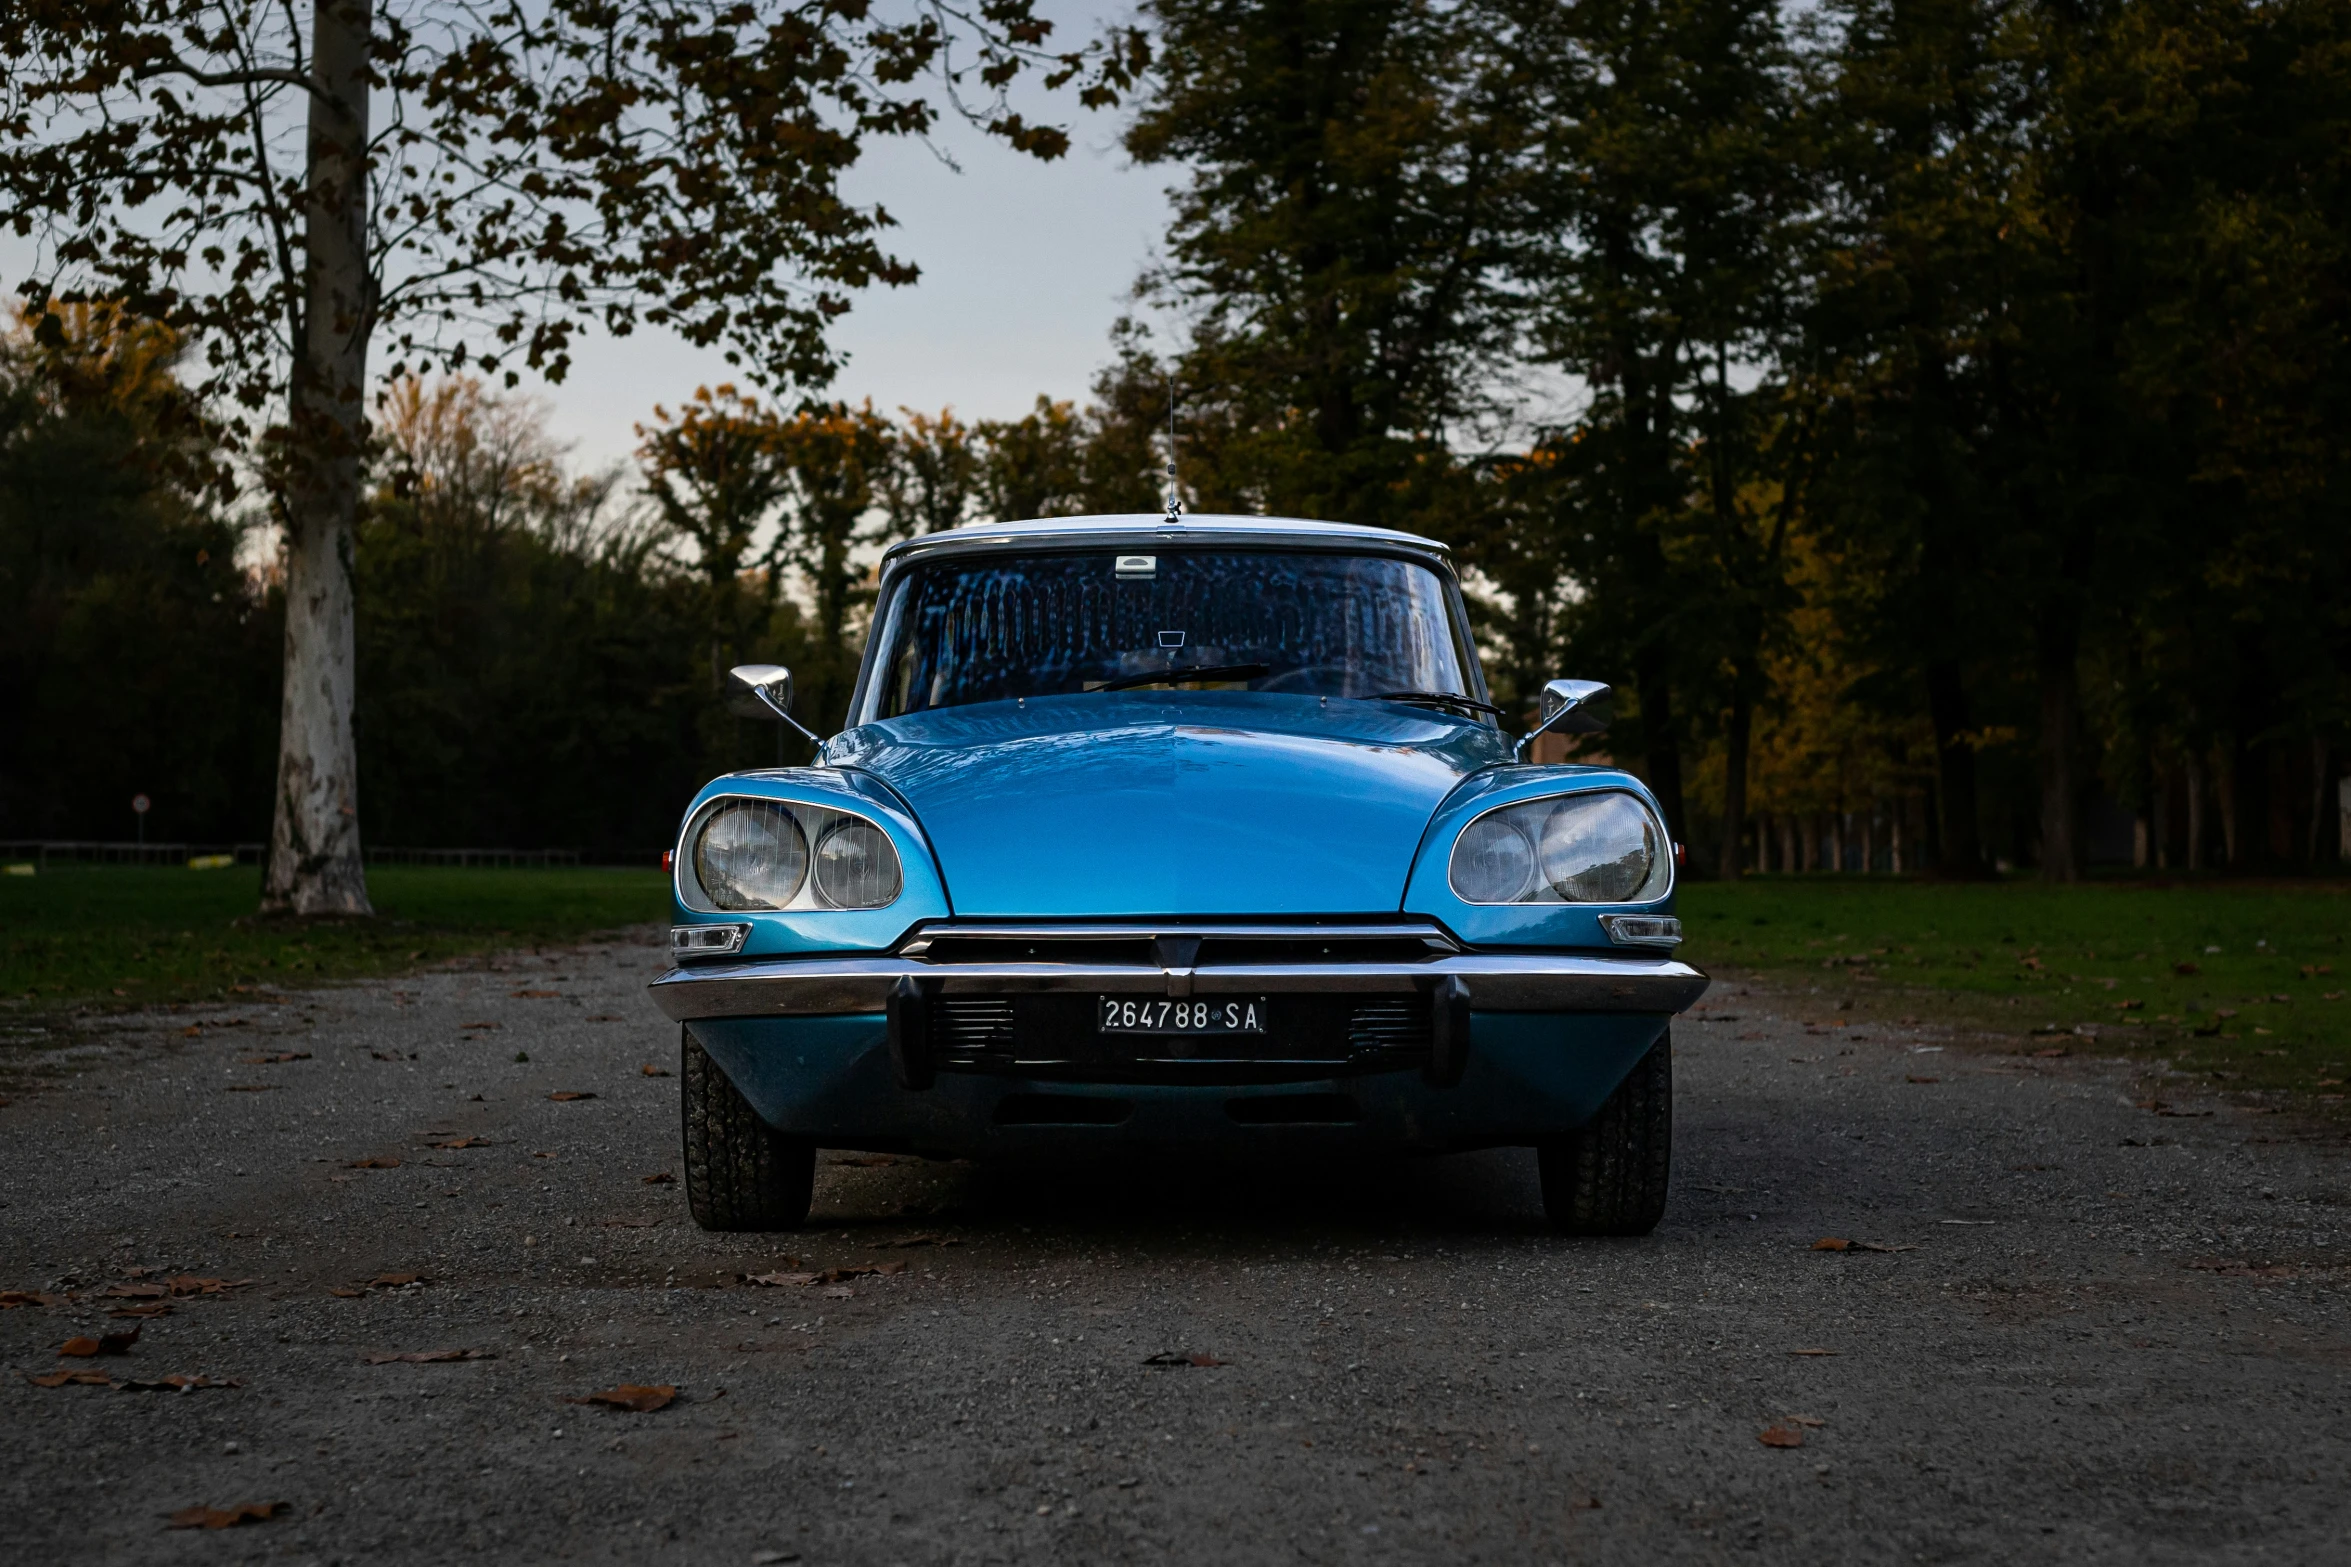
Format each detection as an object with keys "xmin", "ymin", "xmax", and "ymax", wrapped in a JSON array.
[
  {"xmin": 993, "ymin": 1094, "xmax": 1134, "ymax": 1126},
  {"xmin": 1225, "ymin": 1094, "xmax": 1360, "ymax": 1125}
]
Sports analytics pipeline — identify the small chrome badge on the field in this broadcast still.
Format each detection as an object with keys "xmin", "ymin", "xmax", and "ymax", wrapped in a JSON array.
[{"xmin": 1114, "ymin": 554, "xmax": 1156, "ymax": 578}]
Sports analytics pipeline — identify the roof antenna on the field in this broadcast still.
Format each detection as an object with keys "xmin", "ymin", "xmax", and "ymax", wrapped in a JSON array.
[{"xmin": 1163, "ymin": 375, "xmax": 1182, "ymax": 522}]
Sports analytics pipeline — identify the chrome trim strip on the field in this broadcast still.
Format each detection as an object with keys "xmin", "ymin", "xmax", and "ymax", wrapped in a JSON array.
[
  {"xmin": 648, "ymin": 952, "xmax": 1708, "ymax": 1023},
  {"xmin": 892, "ymin": 919, "xmax": 1462, "ymax": 955}
]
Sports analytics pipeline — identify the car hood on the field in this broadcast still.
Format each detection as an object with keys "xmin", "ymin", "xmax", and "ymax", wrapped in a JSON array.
[{"xmin": 825, "ymin": 691, "xmax": 1511, "ymax": 917}]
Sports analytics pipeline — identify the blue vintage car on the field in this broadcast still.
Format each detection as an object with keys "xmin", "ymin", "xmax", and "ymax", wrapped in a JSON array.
[{"xmin": 650, "ymin": 514, "xmax": 1705, "ymax": 1234}]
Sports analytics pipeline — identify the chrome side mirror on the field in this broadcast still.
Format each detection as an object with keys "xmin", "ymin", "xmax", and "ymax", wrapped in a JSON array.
[
  {"xmin": 1514, "ymin": 679, "xmax": 1613, "ymax": 762},
  {"xmin": 726, "ymin": 664, "xmax": 820, "ymax": 746}
]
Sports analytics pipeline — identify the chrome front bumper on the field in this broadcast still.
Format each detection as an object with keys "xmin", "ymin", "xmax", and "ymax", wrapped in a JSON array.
[{"xmin": 648, "ymin": 949, "xmax": 1708, "ymax": 1023}]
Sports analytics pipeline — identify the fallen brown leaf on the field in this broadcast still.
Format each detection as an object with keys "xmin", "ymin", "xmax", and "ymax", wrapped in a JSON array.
[
  {"xmin": 745, "ymin": 1271, "xmax": 818, "ymax": 1288},
  {"xmin": 362, "ymin": 1348, "xmax": 495, "ymax": 1364},
  {"xmin": 108, "ymin": 1304, "xmax": 172, "ymax": 1319},
  {"xmin": 882, "ymin": 1232, "xmax": 961, "ymax": 1247},
  {"xmin": 548, "ymin": 1091, "xmax": 596, "ymax": 1102},
  {"xmin": 238, "ymin": 1052, "xmax": 312, "ymax": 1065},
  {"xmin": 181, "ymin": 1025, "xmax": 203, "ymax": 1037},
  {"xmin": 428, "ymin": 1136, "xmax": 493, "ymax": 1149},
  {"xmin": 224, "ymin": 1083, "xmax": 276, "ymax": 1093},
  {"xmin": 347, "ymin": 1156, "xmax": 402, "ymax": 1169},
  {"xmin": 118, "ymin": 1373, "xmax": 240, "ymax": 1392},
  {"xmin": 1756, "ymin": 1424, "xmax": 1805, "ymax": 1448},
  {"xmin": 2187, "ymin": 1258, "xmax": 2296, "ymax": 1279},
  {"xmin": 60, "ymin": 1326, "xmax": 138, "ymax": 1357},
  {"xmin": 166, "ymin": 1275, "xmax": 247, "ymax": 1296},
  {"xmin": 458, "ymin": 1020, "xmax": 500, "ymax": 1030},
  {"xmin": 1811, "ymin": 1238, "xmax": 1914, "ymax": 1254},
  {"xmin": 1905, "ymin": 1075, "xmax": 1940, "ymax": 1084},
  {"xmin": 2033, "ymin": 1047, "xmax": 2069, "ymax": 1058},
  {"xmin": 28, "ymin": 1369, "xmax": 114, "ymax": 1387},
  {"xmin": 640, "ymin": 1063, "xmax": 672, "ymax": 1077},
  {"xmin": 328, "ymin": 1287, "xmax": 364, "ymax": 1298},
  {"xmin": 102, "ymin": 1281, "xmax": 169, "ymax": 1299},
  {"xmin": 1789, "ymin": 1348, "xmax": 1838, "ymax": 1356},
  {"xmin": 0, "ymin": 1290, "xmax": 66, "ymax": 1308},
  {"xmin": 167, "ymin": 1501, "xmax": 287, "ymax": 1530},
  {"xmin": 641, "ymin": 1172, "xmax": 676, "ymax": 1185},
  {"xmin": 571, "ymin": 1383, "xmax": 676, "ymax": 1412}
]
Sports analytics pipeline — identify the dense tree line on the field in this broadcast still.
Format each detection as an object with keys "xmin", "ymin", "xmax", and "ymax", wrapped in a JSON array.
[
  {"xmin": 1105, "ymin": 0, "xmax": 2351, "ymax": 878},
  {"xmin": 4, "ymin": 0, "xmax": 2345, "ymax": 877}
]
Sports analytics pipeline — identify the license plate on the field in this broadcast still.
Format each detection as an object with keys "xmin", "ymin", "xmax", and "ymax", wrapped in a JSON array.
[{"xmin": 1097, "ymin": 997, "xmax": 1267, "ymax": 1034}]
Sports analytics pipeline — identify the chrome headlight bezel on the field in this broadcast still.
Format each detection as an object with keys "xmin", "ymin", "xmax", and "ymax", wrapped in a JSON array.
[
  {"xmin": 678, "ymin": 796, "xmax": 906, "ymax": 913},
  {"xmin": 1445, "ymin": 789, "xmax": 1673, "ymax": 907}
]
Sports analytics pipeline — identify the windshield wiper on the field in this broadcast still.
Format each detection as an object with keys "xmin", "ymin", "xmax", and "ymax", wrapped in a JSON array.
[
  {"xmin": 1369, "ymin": 690, "xmax": 1503, "ymax": 716},
  {"xmin": 1094, "ymin": 662, "xmax": 1272, "ymax": 693}
]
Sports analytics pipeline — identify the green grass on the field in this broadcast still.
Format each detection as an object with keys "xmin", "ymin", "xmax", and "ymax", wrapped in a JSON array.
[
  {"xmin": 1, "ymin": 862, "xmax": 669, "ymax": 1017},
  {"xmin": 1676, "ymin": 876, "xmax": 2351, "ymax": 1098}
]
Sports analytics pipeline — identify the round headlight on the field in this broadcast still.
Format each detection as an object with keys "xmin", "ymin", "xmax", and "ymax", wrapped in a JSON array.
[
  {"xmin": 1538, "ymin": 792, "xmax": 1663, "ymax": 901},
  {"xmin": 1449, "ymin": 812, "xmax": 1537, "ymax": 904},
  {"xmin": 693, "ymin": 802, "xmax": 807, "ymax": 911},
  {"xmin": 813, "ymin": 818, "xmax": 902, "ymax": 909}
]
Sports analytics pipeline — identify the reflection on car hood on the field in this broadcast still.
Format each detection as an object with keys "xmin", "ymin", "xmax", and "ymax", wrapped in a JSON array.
[{"xmin": 825, "ymin": 690, "xmax": 1513, "ymax": 916}]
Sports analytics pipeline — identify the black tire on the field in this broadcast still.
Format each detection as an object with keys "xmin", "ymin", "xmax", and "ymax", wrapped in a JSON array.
[
  {"xmin": 1537, "ymin": 1029, "xmax": 1672, "ymax": 1236},
  {"xmin": 681, "ymin": 1027, "xmax": 815, "ymax": 1232}
]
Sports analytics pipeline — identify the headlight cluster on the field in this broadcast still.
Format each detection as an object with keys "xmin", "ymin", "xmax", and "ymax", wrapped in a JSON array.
[
  {"xmin": 682, "ymin": 799, "xmax": 903, "ymax": 912},
  {"xmin": 1448, "ymin": 790, "xmax": 1671, "ymax": 905}
]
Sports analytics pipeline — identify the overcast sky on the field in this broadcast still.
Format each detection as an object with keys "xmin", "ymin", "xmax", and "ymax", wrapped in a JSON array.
[{"xmin": 546, "ymin": 25, "xmax": 1173, "ymax": 473}]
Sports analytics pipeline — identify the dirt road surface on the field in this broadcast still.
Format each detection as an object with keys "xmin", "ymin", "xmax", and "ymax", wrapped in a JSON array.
[{"xmin": 3, "ymin": 931, "xmax": 2347, "ymax": 1564}]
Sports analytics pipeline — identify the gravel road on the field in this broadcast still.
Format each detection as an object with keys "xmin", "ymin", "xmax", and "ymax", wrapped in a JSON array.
[{"xmin": 4, "ymin": 929, "xmax": 2348, "ymax": 1565}]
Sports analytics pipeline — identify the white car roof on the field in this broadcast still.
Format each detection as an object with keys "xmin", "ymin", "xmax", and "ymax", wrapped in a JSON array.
[{"xmin": 878, "ymin": 513, "xmax": 1451, "ymax": 569}]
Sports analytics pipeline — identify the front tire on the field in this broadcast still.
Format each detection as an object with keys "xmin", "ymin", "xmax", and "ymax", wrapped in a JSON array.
[
  {"xmin": 1537, "ymin": 1029, "xmax": 1672, "ymax": 1235},
  {"xmin": 681, "ymin": 1027, "xmax": 815, "ymax": 1231}
]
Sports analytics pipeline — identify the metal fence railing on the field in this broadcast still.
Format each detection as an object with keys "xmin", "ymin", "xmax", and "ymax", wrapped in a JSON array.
[{"xmin": 1, "ymin": 841, "xmax": 609, "ymax": 869}]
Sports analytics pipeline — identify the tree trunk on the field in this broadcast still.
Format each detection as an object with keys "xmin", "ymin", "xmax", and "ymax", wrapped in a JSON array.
[
  {"xmin": 2037, "ymin": 632, "xmax": 2083, "ymax": 883},
  {"xmin": 2218, "ymin": 746, "xmax": 2240, "ymax": 867},
  {"xmin": 264, "ymin": 0, "xmax": 376, "ymax": 917},
  {"xmin": 1718, "ymin": 672, "xmax": 1753, "ymax": 880},
  {"xmin": 1925, "ymin": 658, "xmax": 1983, "ymax": 875},
  {"xmin": 2152, "ymin": 763, "xmax": 2171, "ymax": 870},
  {"xmin": 2185, "ymin": 753, "xmax": 2205, "ymax": 871},
  {"xmin": 2313, "ymin": 737, "xmax": 2333, "ymax": 863},
  {"xmin": 1635, "ymin": 648, "xmax": 1684, "ymax": 843},
  {"xmin": 1780, "ymin": 814, "xmax": 1797, "ymax": 875}
]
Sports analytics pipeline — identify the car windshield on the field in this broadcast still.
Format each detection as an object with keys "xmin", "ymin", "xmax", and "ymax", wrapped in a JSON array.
[{"xmin": 861, "ymin": 549, "xmax": 1477, "ymax": 719}]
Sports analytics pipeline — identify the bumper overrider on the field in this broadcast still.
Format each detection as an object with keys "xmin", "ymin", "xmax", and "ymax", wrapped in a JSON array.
[{"xmin": 649, "ymin": 921, "xmax": 1708, "ymax": 1156}]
